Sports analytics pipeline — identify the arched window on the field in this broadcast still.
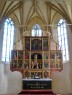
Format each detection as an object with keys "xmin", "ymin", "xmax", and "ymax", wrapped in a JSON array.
[
  {"xmin": 2, "ymin": 18, "xmax": 14, "ymax": 62},
  {"xmin": 57, "ymin": 19, "xmax": 69, "ymax": 62},
  {"xmin": 32, "ymin": 24, "xmax": 42, "ymax": 36}
]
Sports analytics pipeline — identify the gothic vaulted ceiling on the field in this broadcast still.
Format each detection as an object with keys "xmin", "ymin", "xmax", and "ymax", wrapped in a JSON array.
[{"xmin": 0, "ymin": 0, "xmax": 72, "ymax": 28}]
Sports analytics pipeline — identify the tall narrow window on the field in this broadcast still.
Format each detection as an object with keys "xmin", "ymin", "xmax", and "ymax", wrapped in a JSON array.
[
  {"xmin": 32, "ymin": 24, "xmax": 42, "ymax": 36},
  {"xmin": 2, "ymin": 18, "xmax": 14, "ymax": 62},
  {"xmin": 57, "ymin": 19, "xmax": 69, "ymax": 62}
]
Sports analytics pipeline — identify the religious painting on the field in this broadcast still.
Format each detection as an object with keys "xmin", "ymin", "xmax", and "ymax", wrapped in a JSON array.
[
  {"xmin": 31, "ymin": 39, "xmax": 42, "ymax": 50},
  {"xmin": 43, "ymin": 38, "xmax": 48, "ymax": 50},
  {"xmin": 18, "ymin": 60, "xmax": 23, "ymax": 68},
  {"xmin": 24, "ymin": 60, "xmax": 29, "ymax": 69},
  {"xmin": 50, "ymin": 60, "xmax": 55, "ymax": 68},
  {"xmin": 31, "ymin": 72, "xmax": 42, "ymax": 79},
  {"xmin": 56, "ymin": 51, "xmax": 62, "ymax": 59},
  {"xmin": 25, "ymin": 51, "xmax": 29, "ymax": 59},
  {"xmin": 25, "ymin": 38, "xmax": 30, "ymax": 50},
  {"xmin": 44, "ymin": 71, "xmax": 49, "ymax": 78},
  {"xmin": 18, "ymin": 51, "xmax": 23, "ymax": 59},
  {"xmin": 11, "ymin": 60, "xmax": 17, "ymax": 69},
  {"xmin": 56, "ymin": 60, "xmax": 62, "ymax": 68},
  {"xmin": 43, "ymin": 52, "xmax": 49, "ymax": 59},
  {"xmin": 50, "ymin": 51, "xmax": 55, "ymax": 59},
  {"xmin": 44, "ymin": 60, "xmax": 49, "ymax": 68},
  {"xmin": 11, "ymin": 50, "xmax": 17, "ymax": 59},
  {"xmin": 24, "ymin": 71, "xmax": 30, "ymax": 79}
]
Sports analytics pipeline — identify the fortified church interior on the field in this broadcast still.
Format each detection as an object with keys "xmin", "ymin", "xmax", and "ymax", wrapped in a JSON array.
[{"xmin": 0, "ymin": 0, "xmax": 72, "ymax": 95}]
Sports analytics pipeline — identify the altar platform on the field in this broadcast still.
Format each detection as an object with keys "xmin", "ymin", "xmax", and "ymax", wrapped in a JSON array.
[{"xmin": 22, "ymin": 78, "xmax": 52, "ymax": 90}]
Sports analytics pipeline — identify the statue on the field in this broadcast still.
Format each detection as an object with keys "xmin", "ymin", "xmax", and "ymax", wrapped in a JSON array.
[{"xmin": 31, "ymin": 54, "xmax": 39, "ymax": 69}]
